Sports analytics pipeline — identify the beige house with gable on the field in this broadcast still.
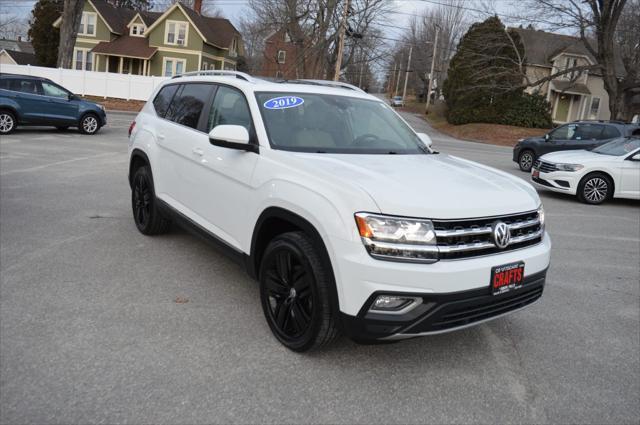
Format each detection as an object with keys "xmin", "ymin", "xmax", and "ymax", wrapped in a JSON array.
[{"xmin": 515, "ymin": 28, "xmax": 623, "ymax": 124}]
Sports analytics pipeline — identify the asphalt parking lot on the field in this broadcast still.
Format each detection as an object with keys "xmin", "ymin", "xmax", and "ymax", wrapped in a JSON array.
[{"xmin": 1, "ymin": 110, "xmax": 638, "ymax": 424}]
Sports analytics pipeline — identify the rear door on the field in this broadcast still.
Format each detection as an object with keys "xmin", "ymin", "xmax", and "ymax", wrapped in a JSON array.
[
  {"xmin": 154, "ymin": 83, "xmax": 217, "ymax": 218},
  {"xmin": 619, "ymin": 150, "xmax": 640, "ymax": 198},
  {"xmin": 9, "ymin": 79, "xmax": 45, "ymax": 123},
  {"xmin": 38, "ymin": 81, "xmax": 79, "ymax": 125},
  {"xmin": 569, "ymin": 123, "xmax": 605, "ymax": 150}
]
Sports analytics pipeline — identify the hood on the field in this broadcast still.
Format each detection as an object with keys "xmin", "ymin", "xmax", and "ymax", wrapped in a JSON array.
[
  {"xmin": 291, "ymin": 153, "xmax": 540, "ymax": 219},
  {"xmin": 540, "ymin": 149, "xmax": 604, "ymax": 163}
]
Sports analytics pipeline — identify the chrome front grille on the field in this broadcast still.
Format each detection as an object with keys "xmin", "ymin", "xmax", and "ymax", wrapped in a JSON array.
[
  {"xmin": 432, "ymin": 211, "xmax": 543, "ymax": 259},
  {"xmin": 533, "ymin": 160, "xmax": 557, "ymax": 173}
]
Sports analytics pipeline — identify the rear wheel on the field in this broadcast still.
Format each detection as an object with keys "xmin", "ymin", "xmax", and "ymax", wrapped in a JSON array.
[
  {"xmin": 518, "ymin": 150, "xmax": 535, "ymax": 172},
  {"xmin": 0, "ymin": 110, "xmax": 16, "ymax": 134},
  {"xmin": 259, "ymin": 232, "xmax": 339, "ymax": 352},
  {"xmin": 131, "ymin": 165, "xmax": 170, "ymax": 234},
  {"xmin": 79, "ymin": 113, "xmax": 100, "ymax": 135},
  {"xmin": 577, "ymin": 173, "xmax": 613, "ymax": 205}
]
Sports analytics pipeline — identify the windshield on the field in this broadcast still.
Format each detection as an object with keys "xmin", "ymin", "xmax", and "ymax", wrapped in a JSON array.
[
  {"xmin": 255, "ymin": 92, "xmax": 429, "ymax": 154},
  {"xmin": 393, "ymin": 96, "xmax": 403, "ymax": 100},
  {"xmin": 591, "ymin": 137, "xmax": 640, "ymax": 156}
]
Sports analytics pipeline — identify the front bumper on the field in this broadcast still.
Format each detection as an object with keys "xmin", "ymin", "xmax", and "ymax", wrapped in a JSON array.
[
  {"xmin": 341, "ymin": 268, "xmax": 546, "ymax": 341},
  {"xmin": 531, "ymin": 169, "xmax": 579, "ymax": 195}
]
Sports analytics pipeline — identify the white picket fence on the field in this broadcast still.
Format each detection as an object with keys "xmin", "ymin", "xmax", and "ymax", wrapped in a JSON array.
[{"xmin": 0, "ymin": 63, "xmax": 168, "ymax": 101}]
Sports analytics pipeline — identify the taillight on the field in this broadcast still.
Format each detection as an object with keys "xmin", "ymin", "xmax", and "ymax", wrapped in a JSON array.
[{"xmin": 128, "ymin": 121, "xmax": 136, "ymax": 137}]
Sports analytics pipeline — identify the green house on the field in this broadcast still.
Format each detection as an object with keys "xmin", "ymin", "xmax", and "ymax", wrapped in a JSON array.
[{"xmin": 53, "ymin": 0, "xmax": 243, "ymax": 77}]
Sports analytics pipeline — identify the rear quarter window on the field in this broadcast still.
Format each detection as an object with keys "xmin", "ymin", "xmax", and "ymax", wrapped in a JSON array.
[
  {"xmin": 165, "ymin": 83, "xmax": 214, "ymax": 130},
  {"xmin": 601, "ymin": 125, "xmax": 621, "ymax": 139},
  {"xmin": 152, "ymin": 84, "xmax": 179, "ymax": 118}
]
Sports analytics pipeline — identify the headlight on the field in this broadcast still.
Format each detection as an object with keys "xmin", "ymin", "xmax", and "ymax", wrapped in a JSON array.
[
  {"xmin": 354, "ymin": 213, "xmax": 438, "ymax": 263},
  {"xmin": 537, "ymin": 204, "xmax": 545, "ymax": 231},
  {"xmin": 556, "ymin": 163, "xmax": 583, "ymax": 172},
  {"xmin": 98, "ymin": 104, "xmax": 105, "ymax": 111}
]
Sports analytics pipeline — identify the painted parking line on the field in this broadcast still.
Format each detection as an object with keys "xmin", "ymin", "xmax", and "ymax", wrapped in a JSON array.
[{"xmin": 0, "ymin": 152, "xmax": 120, "ymax": 176}]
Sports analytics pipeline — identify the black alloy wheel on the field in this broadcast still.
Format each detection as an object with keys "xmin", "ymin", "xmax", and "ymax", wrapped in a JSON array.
[
  {"xmin": 131, "ymin": 166, "xmax": 170, "ymax": 235},
  {"xmin": 260, "ymin": 232, "xmax": 339, "ymax": 352}
]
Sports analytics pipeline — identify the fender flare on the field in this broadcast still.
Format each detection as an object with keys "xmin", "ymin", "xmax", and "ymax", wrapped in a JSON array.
[{"xmin": 128, "ymin": 148, "xmax": 151, "ymax": 187}]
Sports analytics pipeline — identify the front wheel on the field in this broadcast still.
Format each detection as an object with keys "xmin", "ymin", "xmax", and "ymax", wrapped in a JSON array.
[
  {"xmin": 0, "ymin": 110, "xmax": 16, "ymax": 134},
  {"xmin": 259, "ymin": 232, "xmax": 339, "ymax": 352},
  {"xmin": 518, "ymin": 150, "xmax": 535, "ymax": 172},
  {"xmin": 577, "ymin": 173, "xmax": 613, "ymax": 205},
  {"xmin": 79, "ymin": 113, "xmax": 100, "ymax": 135}
]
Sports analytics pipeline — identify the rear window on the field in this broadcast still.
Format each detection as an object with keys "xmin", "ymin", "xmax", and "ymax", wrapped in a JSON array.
[
  {"xmin": 152, "ymin": 84, "xmax": 179, "ymax": 118},
  {"xmin": 601, "ymin": 125, "xmax": 621, "ymax": 139},
  {"xmin": 165, "ymin": 83, "xmax": 213, "ymax": 130}
]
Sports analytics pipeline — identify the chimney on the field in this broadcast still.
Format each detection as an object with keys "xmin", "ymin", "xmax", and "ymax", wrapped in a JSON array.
[{"xmin": 193, "ymin": 0, "xmax": 202, "ymax": 14}]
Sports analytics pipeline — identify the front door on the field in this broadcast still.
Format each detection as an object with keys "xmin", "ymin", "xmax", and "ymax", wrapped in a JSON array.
[
  {"xmin": 554, "ymin": 94, "xmax": 571, "ymax": 122},
  {"xmin": 37, "ymin": 80, "xmax": 79, "ymax": 124},
  {"xmin": 619, "ymin": 154, "xmax": 640, "ymax": 198}
]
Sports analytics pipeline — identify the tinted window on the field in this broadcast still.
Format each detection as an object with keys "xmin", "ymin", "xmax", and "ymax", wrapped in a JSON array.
[
  {"xmin": 152, "ymin": 84, "xmax": 179, "ymax": 118},
  {"xmin": 41, "ymin": 81, "xmax": 69, "ymax": 98},
  {"xmin": 601, "ymin": 125, "xmax": 621, "ymax": 139},
  {"xmin": 15, "ymin": 79, "xmax": 41, "ymax": 95},
  {"xmin": 165, "ymin": 83, "xmax": 213, "ymax": 129},
  {"xmin": 207, "ymin": 86, "xmax": 252, "ymax": 132},
  {"xmin": 0, "ymin": 79, "xmax": 13, "ymax": 90},
  {"xmin": 549, "ymin": 124, "xmax": 575, "ymax": 140},
  {"xmin": 572, "ymin": 124, "xmax": 603, "ymax": 140}
]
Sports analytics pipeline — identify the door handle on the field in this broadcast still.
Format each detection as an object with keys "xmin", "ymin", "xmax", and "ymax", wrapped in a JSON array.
[
  {"xmin": 157, "ymin": 133, "xmax": 165, "ymax": 140},
  {"xmin": 192, "ymin": 147, "xmax": 204, "ymax": 156}
]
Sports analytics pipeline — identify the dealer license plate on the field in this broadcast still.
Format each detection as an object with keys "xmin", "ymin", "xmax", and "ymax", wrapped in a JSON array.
[
  {"xmin": 532, "ymin": 169, "xmax": 540, "ymax": 179},
  {"xmin": 491, "ymin": 262, "xmax": 525, "ymax": 295}
]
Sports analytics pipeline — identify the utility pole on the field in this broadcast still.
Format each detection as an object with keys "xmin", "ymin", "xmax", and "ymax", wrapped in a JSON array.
[
  {"xmin": 394, "ymin": 54, "xmax": 403, "ymax": 97},
  {"xmin": 387, "ymin": 62, "xmax": 396, "ymax": 96},
  {"xmin": 333, "ymin": 0, "xmax": 352, "ymax": 81},
  {"xmin": 402, "ymin": 45, "xmax": 412, "ymax": 103},
  {"xmin": 358, "ymin": 47, "xmax": 364, "ymax": 88},
  {"xmin": 425, "ymin": 25, "xmax": 440, "ymax": 114}
]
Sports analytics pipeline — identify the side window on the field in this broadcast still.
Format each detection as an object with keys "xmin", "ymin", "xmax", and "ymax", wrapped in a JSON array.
[
  {"xmin": 572, "ymin": 124, "xmax": 603, "ymax": 140},
  {"xmin": 165, "ymin": 83, "xmax": 213, "ymax": 130},
  {"xmin": 0, "ymin": 79, "xmax": 12, "ymax": 90},
  {"xmin": 41, "ymin": 82, "xmax": 69, "ymax": 99},
  {"xmin": 601, "ymin": 125, "xmax": 621, "ymax": 139},
  {"xmin": 549, "ymin": 124, "xmax": 575, "ymax": 140},
  {"xmin": 206, "ymin": 85, "xmax": 252, "ymax": 133},
  {"xmin": 152, "ymin": 84, "xmax": 179, "ymax": 118},
  {"xmin": 16, "ymin": 80, "xmax": 41, "ymax": 95}
]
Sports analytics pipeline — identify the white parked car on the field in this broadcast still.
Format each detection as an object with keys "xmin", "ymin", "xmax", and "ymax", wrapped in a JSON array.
[
  {"xmin": 531, "ymin": 137, "xmax": 640, "ymax": 204},
  {"xmin": 128, "ymin": 71, "xmax": 551, "ymax": 351},
  {"xmin": 390, "ymin": 95, "xmax": 404, "ymax": 107}
]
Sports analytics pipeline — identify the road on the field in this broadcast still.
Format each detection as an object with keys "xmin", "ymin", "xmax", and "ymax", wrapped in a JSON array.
[{"xmin": 1, "ymin": 109, "xmax": 638, "ymax": 424}]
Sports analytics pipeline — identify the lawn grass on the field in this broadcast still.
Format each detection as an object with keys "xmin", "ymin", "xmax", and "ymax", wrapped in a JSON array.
[{"xmin": 400, "ymin": 97, "xmax": 548, "ymax": 147}]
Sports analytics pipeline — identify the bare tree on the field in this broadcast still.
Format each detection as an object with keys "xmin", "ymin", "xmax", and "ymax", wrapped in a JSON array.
[
  {"xmin": 247, "ymin": 0, "xmax": 388, "ymax": 79},
  {"xmin": 0, "ymin": 14, "xmax": 28, "ymax": 39},
  {"xmin": 57, "ymin": 0, "xmax": 84, "ymax": 68},
  {"xmin": 516, "ymin": 0, "xmax": 636, "ymax": 120}
]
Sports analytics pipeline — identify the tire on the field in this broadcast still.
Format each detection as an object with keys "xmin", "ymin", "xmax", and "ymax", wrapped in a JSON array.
[
  {"xmin": 131, "ymin": 165, "xmax": 170, "ymax": 235},
  {"xmin": 577, "ymin": 172, "xmax": 613, "ymax": 205},
  {"xmin": 259, "ymin": 231, "xmax": 339, "ymax": 352},
  {"xmin": 79, "ymin": 113, "xmax": 100, "ymax": 135},
  {"xmin": 518, "ymin": 150, "xmax": 535, "ymax": 172},
  {"xmin": 56, "ymin": 126, "xmax": 69, "ymax": 131},
  {"xmin": 0, "ymin": 110, "xmax": 16, "ymax": 134}
]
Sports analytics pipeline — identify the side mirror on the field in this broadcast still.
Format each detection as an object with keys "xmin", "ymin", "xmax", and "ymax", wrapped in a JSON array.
[
  {"xmin": 208, "ymin": 125, "xmax": 257, "ymax": 153},
  {"xmin": 416, "ymin": 132, "xmax": 433, "ymax": 148},
  {"xmin": 544, "ymin": 134, "xmax": 550, "ymax": 141},
  {"xmin": 68, "ymin": 93, "xmax": 76, "ymax": 101}
]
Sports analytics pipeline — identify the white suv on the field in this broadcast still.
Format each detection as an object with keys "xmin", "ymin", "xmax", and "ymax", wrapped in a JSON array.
[{"xmin": 128, "ymin": 71, "xmax": 551, "ymax": 351}]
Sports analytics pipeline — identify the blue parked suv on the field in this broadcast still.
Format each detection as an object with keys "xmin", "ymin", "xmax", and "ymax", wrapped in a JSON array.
[{"xmin": 0, "ymin": 73, "xmax": 107, "ymax": 135}]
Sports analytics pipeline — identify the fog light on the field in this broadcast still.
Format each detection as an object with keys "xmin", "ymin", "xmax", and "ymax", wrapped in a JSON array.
[{"xmin": 370, "ymin": 295, "xmax": 422, "ymax": 314}]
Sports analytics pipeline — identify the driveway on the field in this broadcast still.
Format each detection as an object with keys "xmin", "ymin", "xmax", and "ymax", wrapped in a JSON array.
[{"xmin": 0, "ymin": 110, "xmax": 638, "ymax": 424}]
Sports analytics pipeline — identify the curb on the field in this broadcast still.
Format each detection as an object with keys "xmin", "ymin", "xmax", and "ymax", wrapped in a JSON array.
[{"xmin": 106, "ymin": 109, "xmax": 139, "ymax": 116}]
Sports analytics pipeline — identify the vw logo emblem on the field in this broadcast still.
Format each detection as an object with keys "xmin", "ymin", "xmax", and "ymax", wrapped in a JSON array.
[{"xmin": 492, "ymin": 221, "xmax": 510, "ymax": 249}]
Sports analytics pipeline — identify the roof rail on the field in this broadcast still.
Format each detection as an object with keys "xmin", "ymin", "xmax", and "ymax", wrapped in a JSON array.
[
  {"xmin": 286, "ymin": 79, "xmax": 366, "ymax": 93},
  {"xmin": 172, "ymin": 70, "xmax": 256, "ymax": 82}
]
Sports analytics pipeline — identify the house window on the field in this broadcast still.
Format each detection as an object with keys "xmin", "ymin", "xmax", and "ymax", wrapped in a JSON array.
[
  {"xmin": 284, "ymin": 32, "xmax": 291, "ymax": 43},
  {"xmin": 275, "ymin": 70, "xmax": 283, "ymax": 79},
  {"xmin": 230, "ymin": 38, "xmax": 238, "ymax": 56},
  {"xmin": 73, "ymin": 48, "xmax": 93, "ymax": 71},
  {"xmin": 78, "ymin": 12, "xmax": 96, "ymax": 36},
  {"xmin": 202, "ymin": 62, "xmax": 207, "ymax": 70},
  {"xmin": 165, "ymin": 21, "xmax": 188, "ymax": 46},
  {"xmin": 163, "ymin": 57, "xmax": 186, "ymax": 77},
  {"xmin": 562, "ymin": 56, "xmax": 580, "ymax": 80},
  {"xmin": 588, "ymin": 97, "xmax": 600, "ymax": 120},
  {"xmin": 277, "ymin": 50, "xmax": 286, "ymax": 64},
  {"xmin": 210, "ymin": 63, "xmax": 215, "ymax": 70},
  {"xmin": 130, "ymin": 24, "xmax": 145, "ymax": 36}
]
